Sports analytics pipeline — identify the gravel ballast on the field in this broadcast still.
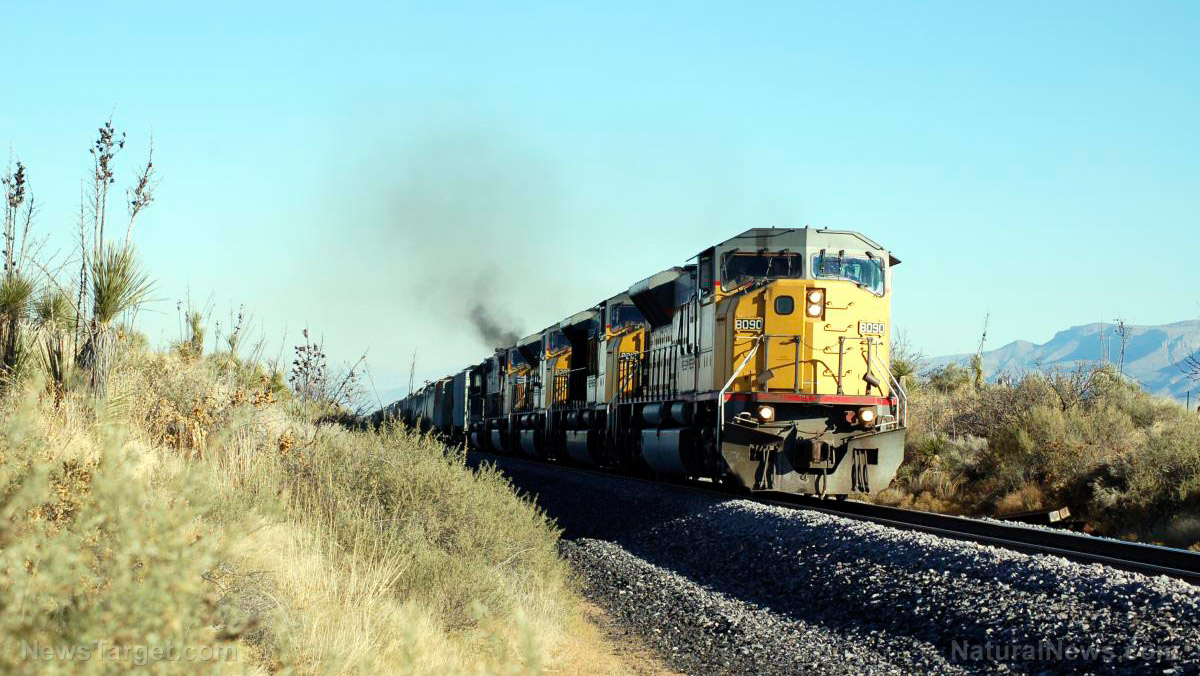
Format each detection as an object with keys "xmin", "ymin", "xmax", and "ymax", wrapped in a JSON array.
[{"xmin": 474, "ymin": 454, "xmax": 1200, "ymax": 675}]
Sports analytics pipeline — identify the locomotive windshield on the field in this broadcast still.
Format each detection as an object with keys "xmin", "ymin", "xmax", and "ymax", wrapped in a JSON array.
[
  {"xmin": 812, "ymin": 253, "xmax": 884, "ymax": 295},
  {"xmin": 720, "ymin": 251, "xmax": 804, "ymax": 291}
]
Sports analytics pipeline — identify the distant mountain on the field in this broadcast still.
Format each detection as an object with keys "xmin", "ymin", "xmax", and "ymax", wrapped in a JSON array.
[{"xmin": 925, "ymin": 320, "xmax": 1200, "ymax": 403}]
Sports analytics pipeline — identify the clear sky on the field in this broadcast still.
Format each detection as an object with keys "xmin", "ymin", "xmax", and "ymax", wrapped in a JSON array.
[{"xmin": 3, "ymin": 1, "xmax": 1198, "ymax": 400}]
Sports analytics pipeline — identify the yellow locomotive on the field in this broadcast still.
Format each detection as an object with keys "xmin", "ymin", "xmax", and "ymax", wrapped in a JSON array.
[{"xmin": 388, "ymin": 227, "xmax": 906, "ymax": 496}]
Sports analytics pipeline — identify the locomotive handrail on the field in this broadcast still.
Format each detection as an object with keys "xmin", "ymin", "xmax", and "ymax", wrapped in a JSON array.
[
  {"xmin": 717, "ymin": 336, "xmax": 764, "ymax": 449},
  {"xmin": 731, "ymin": 334, "xmax": 904, "ymax": 424},
  {"xmin": 611, "ymin": 352, "xmax": 644, "ymax": 405},
  {"xmin": 721, "ymin": 336, "xmax": 763, "ymax": 398},
  {"xmin": 617, "ymin": 342, "xmax": 683, "ymax": 401},
  {"xmin": 549, "ymin": 365, "xmax": 593, "ymax": 411},
  {"xmin": 753, "ymin": 332, "xmax": 820, "ymax": 393},
  {"xmin": 865, "ymin": 337, "xmax": 907, "ymax": 430},
  {"xmin": 613, "ymin": 351, "xmax": 643, "ymax": 402},
  {"xmin": 607, "ymin": 352, "xmax": 650, "ymax": 444}
]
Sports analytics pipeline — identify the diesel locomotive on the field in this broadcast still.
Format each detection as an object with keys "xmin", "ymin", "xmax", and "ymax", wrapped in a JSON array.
[{"xmin": 382, "ymin": 227, "xmax": 907, "ymax": 496}]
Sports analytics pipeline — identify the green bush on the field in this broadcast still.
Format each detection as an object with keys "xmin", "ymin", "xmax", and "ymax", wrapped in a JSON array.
[
  {"xmin": 0, "ymin": 395, "xmax": 248, "ymax": 675},
  {"xmin": 1119, "ymin": 415, "xmax": 1200, "ymax": 518},
  {"xmin": 883, "ymin": 363, "xmax": 1200, "ymax": 548}
]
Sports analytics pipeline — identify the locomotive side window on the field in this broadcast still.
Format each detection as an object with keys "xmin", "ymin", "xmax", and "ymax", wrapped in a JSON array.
[
  {"xmin": 812, "ymin": 253, "xmax": 884, "ymax": 295},
  {"xmin": 547, "ymin": 331, "xmax": 568, "ymax": 352},
  {"xmin": 775, "ymin": 295, "xmax": 795, "ymax": 315},
  {"xmin": 698, "ymin": 250, "xmax": 714, "ymax": 297},
  {"xmin": 610, "ymin": 304, "xmax": 644, "ymax": 330},
  {"xmin": 720, "ymin": 251, "xmax": 803, "ymax": 291}
]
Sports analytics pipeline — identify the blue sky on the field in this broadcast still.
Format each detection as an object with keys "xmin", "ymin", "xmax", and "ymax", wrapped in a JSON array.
[{"xmin": 3, "ymin": 1, "xmax": 1198, "ymax": 398}]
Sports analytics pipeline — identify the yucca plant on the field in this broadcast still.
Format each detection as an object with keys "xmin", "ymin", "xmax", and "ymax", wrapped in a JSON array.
[
  {"xmin": 33, "ymin": 287, "xmax": 78, "ymax": 402},
  {"xmin": 0, "ymin": 272, "xmax": 33, "ymax": 319},
  {"xmin": 188, "ymin": 310, "xmax": 205, "ymax": 358},
  {"xmin": 91, "ymin": 244, "xmax": 152, "ymax": 326},
  {"xmin": 33, "ymin": 285, "xmax": 74, "ymax": 329},
  {"xmin": 80, "ymin": 245, "xmax": 153, "ymax": 394},
  {"xmin": 0, "ymin": 272, "xmax": 34, "ymax": 386}
]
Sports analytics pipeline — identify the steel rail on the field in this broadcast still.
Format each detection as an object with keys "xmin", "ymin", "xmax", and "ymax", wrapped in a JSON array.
[
  {"xmin": 469, "ymin": 450, "xmax": 1200, "ymax": 585},
  {"xmin": 758, "ymin": 492, "xmax": 1200, "ymax": 584}
]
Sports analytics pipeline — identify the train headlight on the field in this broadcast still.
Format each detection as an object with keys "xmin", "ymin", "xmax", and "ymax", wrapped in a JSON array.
[
  {"xmin": 757, "ymin": 405, "xmax": 775, "ymax": 421},
  {"xmin": 805, "ymin": 288, "xmax": 826, "ymax": 318},
  {"xmin": 858, "ymin": 407, "xmax": 877, "ymax": 426}
]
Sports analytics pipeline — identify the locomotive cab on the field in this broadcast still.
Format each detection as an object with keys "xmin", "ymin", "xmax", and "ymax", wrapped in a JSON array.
[{"xmin": 704, "ymin": 228, "xmax": 906, "ymax": 495}]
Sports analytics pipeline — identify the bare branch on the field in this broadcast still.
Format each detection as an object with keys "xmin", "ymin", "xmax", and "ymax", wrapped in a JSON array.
[
  {"xmin": 1179, "ymin": 348, "xmax": 1200, "ymax": 382},
  {"xmin": 75, "ymin": 182, "xmax": 88, "ymax": 342},
  {"xmin": 90, "ymin": 118, "xmax": 125, "ymax": 254},
  {"xmin": 125, "ymin": 138, "xmax": 156, "ymax": 249},
  {"xmin": 1113, "ymin": 317, "xmax": 1131, "ymax": 376},
  {"xmin": 2, "ymin": 160, "xmax": 27, "ymax": 275},
  {"xmin": 17, "ymin": 194, "xmax": 36, "ymax": 270}
]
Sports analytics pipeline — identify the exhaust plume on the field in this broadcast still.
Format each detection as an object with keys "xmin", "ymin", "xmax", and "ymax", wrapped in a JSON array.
[
  {"xmin": 469, "ymin": 301, "xmax": 522, "ymax": 348},
  {"xmin": 325, "ymin": 126, "xmax": 586, "ymax": 383}
]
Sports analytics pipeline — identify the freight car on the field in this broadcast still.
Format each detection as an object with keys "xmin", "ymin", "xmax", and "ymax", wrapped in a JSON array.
[{"xmin": 386, "ymin": 227, "xmax": 907, "ymax": 496}]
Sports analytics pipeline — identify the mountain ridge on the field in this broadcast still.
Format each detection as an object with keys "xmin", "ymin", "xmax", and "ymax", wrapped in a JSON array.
[{"xmin": 925, "ymin": 319, "xmax": 1200, "ymax": 403}]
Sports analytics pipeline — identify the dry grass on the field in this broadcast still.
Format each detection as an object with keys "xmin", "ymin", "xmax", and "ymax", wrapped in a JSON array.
[{"xmin": 0, "ymin": 342, "xmax": 631, "ymax": 675}]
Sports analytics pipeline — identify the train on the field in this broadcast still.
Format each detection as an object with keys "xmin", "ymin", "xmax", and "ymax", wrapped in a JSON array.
[{"xmin": 380, "ymin": 227, "xmax": 908, "ymax": 496}]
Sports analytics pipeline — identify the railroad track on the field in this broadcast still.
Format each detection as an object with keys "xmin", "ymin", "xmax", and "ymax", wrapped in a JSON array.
[
  {"xmin": 471, "ymin": 450, "xmax": 1200, "ymax": 585},
  {"xmin": 759, "ymin": 492, "xmax": 1200, "ymax": 585}
]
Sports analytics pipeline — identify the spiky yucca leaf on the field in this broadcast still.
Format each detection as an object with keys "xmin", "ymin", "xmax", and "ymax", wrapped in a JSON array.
[
  {"xmin": 34, "ymin": 293, "xmax": 80, "ymax": 396},
  {"xmin": 91, "ymin": 245, "xmax": 153, "ymax": 326},
  {"xmin": 188, "ymin": 311, "xmax": 205, "ymax": 356},
  {"xmin": 33, "ymin": 287, "xmax": 75, "ymax": 331},
  {"xmin": 0, "ymin": 273, "xmax": 34, "ymax": 319}
]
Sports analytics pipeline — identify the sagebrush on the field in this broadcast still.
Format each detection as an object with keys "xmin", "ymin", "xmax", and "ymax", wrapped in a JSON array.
[{"xmin": 880, "ymin": 362, "xmax": 1200, "ymax": 549}]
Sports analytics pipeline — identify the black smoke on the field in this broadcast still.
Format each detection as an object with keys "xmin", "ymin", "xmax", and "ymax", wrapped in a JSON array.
[{"xmin": 469, "ymin": 301, "xmax": 522, "ymax": 348}]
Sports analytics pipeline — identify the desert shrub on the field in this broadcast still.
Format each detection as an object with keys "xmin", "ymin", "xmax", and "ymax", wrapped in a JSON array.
[
  {"xmin": 889, "ymin": 330, "xmax": 923, "ymax": 390},
  {"xmin": 888, "ymin": 362, "xmax": 1200, "ymax": 545},
  {"xmin": 121, "ymin": 346, "xmax": 579, "ymax": 672},
  {"xmin": 924, "ymin": 363, "xmax": 973, "ymax": 394},
  {"xmin": 1154, "ymin": 514, "xmax": 1200, "ymax": 552},
  {"xmin": 287, "ymin": 328, "xmax": 366, "ymax": 421},
  {"xmin": 0, "ymin": 394, "xmax": 252, "ymax": 675},
  {"xmin": 1116, "ymin": 415, "xmax": 1200, "ymax": 520},
  {"xmin": 259, "ymin": 424, "xmax": 571, "ymax": 665},
  {"xmin": 183, "ymin": 400, "xmax": 575, "ymax": 673}
]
